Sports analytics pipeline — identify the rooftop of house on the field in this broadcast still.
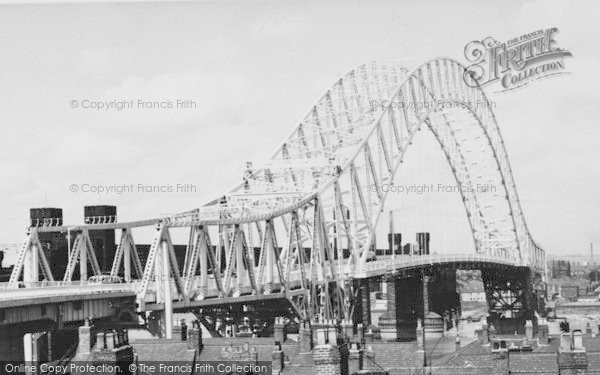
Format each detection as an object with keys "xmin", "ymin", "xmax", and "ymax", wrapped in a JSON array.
[{"xmin": 439, "ymin": 332, "xmax": 600, "ymax": 374}]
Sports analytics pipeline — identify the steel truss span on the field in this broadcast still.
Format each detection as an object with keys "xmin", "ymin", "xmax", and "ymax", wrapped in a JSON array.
[{"xmin": 6, "ymin": 59, "xmax": 545, "ymax": 323}]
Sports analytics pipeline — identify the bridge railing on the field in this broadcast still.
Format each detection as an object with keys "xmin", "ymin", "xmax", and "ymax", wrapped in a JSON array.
[
  {"xmin": 0, "ymin": 282, "xmax": 136, "ymax": 301},
  {"xmin": 356, "ymin": 253, "xmax": 519, "ymax": 274},
  {"xmin": 0, "ymin": 280, "xmax": 138, "ymax": 289}
]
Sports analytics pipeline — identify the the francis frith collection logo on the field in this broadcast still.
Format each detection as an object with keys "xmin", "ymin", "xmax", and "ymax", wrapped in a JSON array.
[{"xmin": 463, "ymin": 28, "xmax": 572, "ymax": 92}]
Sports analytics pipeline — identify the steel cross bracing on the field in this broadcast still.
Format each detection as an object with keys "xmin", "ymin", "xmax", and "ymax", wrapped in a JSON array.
[{"xmin": 4, "ymin": 59, "xmax": 545, "ymax": 322}]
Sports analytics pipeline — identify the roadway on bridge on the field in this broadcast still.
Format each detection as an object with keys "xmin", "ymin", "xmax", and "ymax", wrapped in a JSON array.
[{"xmin": 0, "ymin": 253, "xmax": 520, "ymax": 309}]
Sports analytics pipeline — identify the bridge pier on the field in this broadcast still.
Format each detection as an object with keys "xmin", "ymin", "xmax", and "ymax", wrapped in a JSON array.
[
  {"xmin": 422, "ymin": 273, "xmax": 430, "ymax": 316},
  {"xmin": 482, "ymin": 267, "xmax": 537, "ymax": 334},
  {"xmin": 378, "ymin": 274, "xmax": 420, "ymax": 341},
  {"xmin": 377, "ymin": 267, "xmax": 461, "ymax": 341},
  {"xmin": 378, "ymin": 274, "xmax": 399, "ymax": 341},
  {"xmin": 354, "ymin": 279, "xmax": 371, "ymax": 328},
  {"xmin": 427, "ymin": 268, "xmax": 459, "ymax": 330}
]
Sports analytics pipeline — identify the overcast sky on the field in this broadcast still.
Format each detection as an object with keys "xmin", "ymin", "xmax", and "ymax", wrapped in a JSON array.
[{"xmin": 0, "ymin": 0, "xmax": 598, "ymax": 262}]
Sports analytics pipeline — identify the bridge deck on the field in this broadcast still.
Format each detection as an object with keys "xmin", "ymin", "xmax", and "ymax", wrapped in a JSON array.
[
  {"xmin": 0, "ymin": 282, "xmax": 136, "ymax": 308},
  {"xmin": 0, "ymin": 253, "xmax": 525, "ymax": 310}
]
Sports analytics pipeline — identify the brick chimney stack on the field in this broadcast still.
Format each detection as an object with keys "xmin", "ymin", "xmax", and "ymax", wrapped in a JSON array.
[
  {"xmin": 272, "ymin": 343, "xmax": 284, "ymax": 375},
  {"xmin": 313, "ymin": 321, "xmax": 342, "ymax": 375},
  {"xmin": 274, "ymin": 317, "xmax": 287, "ymax": 344},
  {"xmin": 298, "ymin": 321, "xmax": 313, "ymax": 354},
  {"xmin": 525, "ymin": 320, "xmax": 534, "ymax": 340},
  {"xmin": 557, "ymin": 330, "xmax": 588, "ymax": 374}
]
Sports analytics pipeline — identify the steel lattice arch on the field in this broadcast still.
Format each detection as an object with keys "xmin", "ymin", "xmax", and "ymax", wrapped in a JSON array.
[
  {"xmin": 5, "ymin": 58, "xmax": 546, "ymax": 327},
  {"xmin": 165, "ymin": 58, "xmax": 545, "ymax": 268}
]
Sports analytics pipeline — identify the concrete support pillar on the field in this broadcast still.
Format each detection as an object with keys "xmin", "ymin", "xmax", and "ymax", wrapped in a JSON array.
[
  {"xmin": 428, "ymin": 268, "xmax": 458, "ymax": 321},
  {"xmin": 378, "ymin": 274, "xmax": 419, "ymax": 341},
  {"xmin": 359, "ymin": 279, "xmax": 371, "ymax": 327},
  {"xmin": 522, "ymin": 271, "xmax": 536, "ymax": 320},
  {"xmin": 385, "ymin": 276, "xmax": 397, "ymax": 317},
  {"xmin": 378, "ymin": 274, "xmax": 400, "ymax": 341}
]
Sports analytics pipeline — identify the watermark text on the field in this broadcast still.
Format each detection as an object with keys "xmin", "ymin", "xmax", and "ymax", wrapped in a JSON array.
[{"xmin": 69, "ymin": 183, "xmax": 197, "ymax": 194}]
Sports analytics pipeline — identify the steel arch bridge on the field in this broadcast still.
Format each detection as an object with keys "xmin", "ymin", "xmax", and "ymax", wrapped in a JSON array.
[{"xmin": 4, "ymin": 58, "xmax": 546, "ymax": 332}]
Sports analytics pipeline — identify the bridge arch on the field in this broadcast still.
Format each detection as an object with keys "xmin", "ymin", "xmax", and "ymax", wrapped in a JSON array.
[{"xmin": 167, "ymin": 58, "xmax": 544, "ymax": 272}]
